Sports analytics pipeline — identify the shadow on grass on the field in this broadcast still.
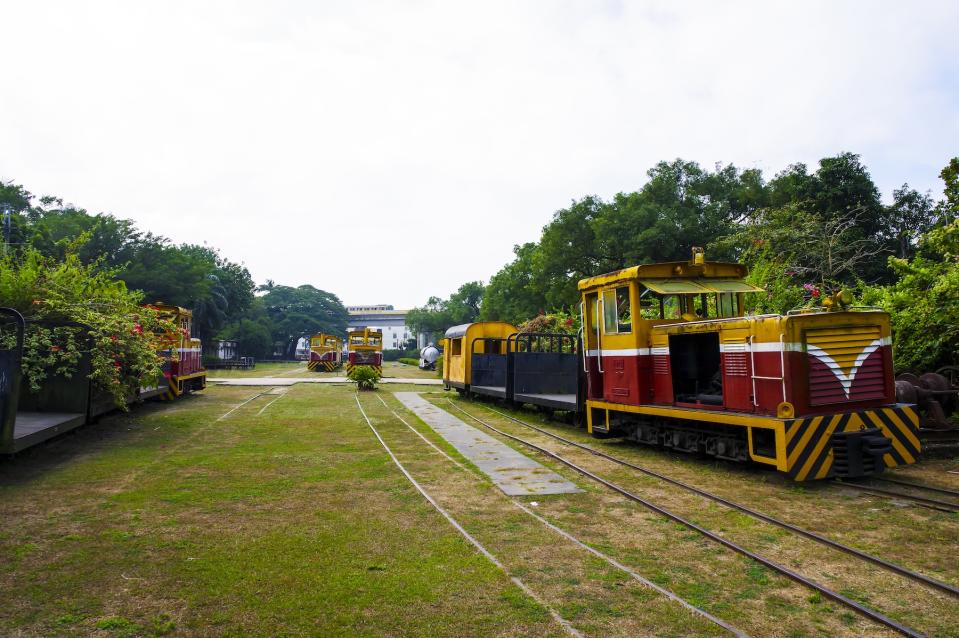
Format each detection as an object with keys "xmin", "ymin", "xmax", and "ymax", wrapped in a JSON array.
[{"xmin": 0, "ymin": 393, "xmax": 212, "ymax": 486}]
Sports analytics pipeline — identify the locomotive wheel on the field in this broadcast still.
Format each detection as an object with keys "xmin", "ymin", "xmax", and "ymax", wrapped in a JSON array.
[{"xmin": 934, "ymin": 366, "xmax": 959, "ymax": 387}]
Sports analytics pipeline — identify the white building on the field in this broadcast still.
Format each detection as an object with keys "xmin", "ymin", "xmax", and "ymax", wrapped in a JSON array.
[{"xmin": 346, "ymin": 305, "xmax": 422, "ymax": 350}]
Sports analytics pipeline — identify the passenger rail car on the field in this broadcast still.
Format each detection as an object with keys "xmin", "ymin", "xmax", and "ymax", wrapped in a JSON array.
[
  {"xmin": 444, "ymin": 249, "xmax": 921, "ymax": 481},
  {"xmin": 308, "ymin": 333, "xmax": 343, "ymax": 372},
  {"xmin": 0, "ymin": 304, "xmax": 206, "ymax": 454},
  {"xmin": 346, "ymin": 328, "xmax": 382, "ymax": 374}
]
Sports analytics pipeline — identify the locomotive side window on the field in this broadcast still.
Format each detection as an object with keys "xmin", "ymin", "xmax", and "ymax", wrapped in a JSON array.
[
  {"xmin": 451, "ymin": 338, "xmax": 462, "ymax": 356},
  {"xmin": 602, "ymin": 286, "xmax": 632, "ymax": 334},
  {"xmin": 661, "ymin": 295, "xmax": 682, "ymax": 319}
]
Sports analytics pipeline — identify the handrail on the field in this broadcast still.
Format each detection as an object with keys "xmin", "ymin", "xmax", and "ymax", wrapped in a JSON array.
[
  {"xmin": 513, "ymin": 332, "xmax": 577, "ymax": 354},
  {"xmin": 596, "ymin": 298, "xmax": 604, "ymax": 373},
  {"xmin": 0, "ymin": 308, "xmax": 26, "ymax": 450},
  {"xmin": 579, "ymin": 302, "xmax": 587, "ymax": 373},
  {"xmin": 0, "ymin": 307, "xmax": 26, "ymax": 352}
]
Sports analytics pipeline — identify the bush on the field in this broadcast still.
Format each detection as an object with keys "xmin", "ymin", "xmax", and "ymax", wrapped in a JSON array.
[
  {"xmin": 347, "ymin": 365, "xmax": 381, "ymax": 390},
  {"xmin": 0, "ymin": 247, "xmax": 175, "ymax": 408},
  {"xmin": 398, "ymin": 357, "xmax": 419, "ymax": 366},
  {"xmin": 382, "ymin": 348, "xmax": 419, "ymax": 362}
]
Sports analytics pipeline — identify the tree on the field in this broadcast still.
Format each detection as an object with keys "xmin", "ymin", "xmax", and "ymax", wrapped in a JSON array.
[
  {"xmin": 260, "ymin": 285, "xmax": 348, "ymax": 358},
  {"xmin": 481, "ymin": 243, "xmax": 545, "ymax": 323},
  {"xmin": 884, "ymin": 184, "xmax": 937, "ymax": 259},
  {"xmin": 407, "ymin": 281, "xmax": 486, "ymax": 340}
]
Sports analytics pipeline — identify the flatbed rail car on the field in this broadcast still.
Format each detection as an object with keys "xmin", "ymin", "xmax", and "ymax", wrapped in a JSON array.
[
  {"xmin": 346, "ymin": 328, "xmax": 382, "ymax": 374},
  {"xmin": 308, "ymin": 333, "xmax": 343, "ymax": 372},
  {"xmin": 0, "ymin": 305, "xmax": 205, "ymax": 454}
]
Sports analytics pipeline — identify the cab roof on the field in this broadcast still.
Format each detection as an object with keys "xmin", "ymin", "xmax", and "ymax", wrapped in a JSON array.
[{"xmin": 577, "ymin": 260, "xmax": 749, "ymax": 291}]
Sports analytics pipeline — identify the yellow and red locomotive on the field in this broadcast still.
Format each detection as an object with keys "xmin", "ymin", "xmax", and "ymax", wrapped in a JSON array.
[
  {"xmin": 308, "ymin": 333, "xmax": 343, "ymax": 372},
  {"xmin": 444, "ymin": 249, "xmax": 920, "ymax": 481},
  {"xmin": 151, "ymin": 304, "xmax": 208, "ymax": 400},
  {"xmin": 346, "ymin": 327, "xmax": 382, "ymax": 375}
]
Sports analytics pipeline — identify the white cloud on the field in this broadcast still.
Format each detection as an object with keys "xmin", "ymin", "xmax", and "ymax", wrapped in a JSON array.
[{"xmin": 2, "ymin": 0, "xmax": 957, "ymax": 307}]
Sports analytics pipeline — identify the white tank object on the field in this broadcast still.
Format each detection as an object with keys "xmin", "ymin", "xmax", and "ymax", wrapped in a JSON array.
[{"xmin": 419, "ymin": 344, "xmax": 439, "ymax": 368}]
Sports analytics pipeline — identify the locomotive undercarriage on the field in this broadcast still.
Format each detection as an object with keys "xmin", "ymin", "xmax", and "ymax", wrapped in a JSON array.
[{"xmin": 614, "ymin": 414, "xmax": 750, "ymax": 463}]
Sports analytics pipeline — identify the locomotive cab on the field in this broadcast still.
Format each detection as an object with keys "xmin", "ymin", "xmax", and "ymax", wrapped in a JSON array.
[
  {"xmin": 309, "ymin": 333, "xmax": 343, "ymax": 372},
  {"xmin": 346, "ymin": 328, "xmax": 383, "ymax": 374}
]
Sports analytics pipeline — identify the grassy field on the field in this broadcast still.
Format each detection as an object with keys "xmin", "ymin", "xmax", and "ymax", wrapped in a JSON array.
[
  {"xmin": 2, "ymin": 384, "xmax": 956, "ymax": 637},
  {"xmin": 430, "ymin": 395, "xmax": 959, "ymax": 638},
  {"xmin": 207, "ymin": 360, "xmax": 439, "ymax": 380},
  {"xmin": 0, "ymin": 385, "xmax": 559, "ymax": 637}
]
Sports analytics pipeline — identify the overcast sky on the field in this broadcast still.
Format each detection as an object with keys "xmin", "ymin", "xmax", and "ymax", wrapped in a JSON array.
[{"xmin": 2, "ymin": 1, "xmax": 958, "ymax": 309}]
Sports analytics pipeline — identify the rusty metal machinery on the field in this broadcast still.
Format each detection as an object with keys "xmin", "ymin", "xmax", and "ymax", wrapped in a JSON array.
[{"xmin": 895, "ymin": 371, "xmax": 959, "ymax": 450}]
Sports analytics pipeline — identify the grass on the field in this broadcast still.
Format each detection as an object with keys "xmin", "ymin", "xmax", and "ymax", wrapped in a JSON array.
[
  {"xmin": 4, "ymin": 383, "xmax": 957, "ymax": 637},
  {"xmin": 0, "ymin": 384, "xmax": 564, "ymax": 637},
  {"xmin": 432, "ymin": 394, "xmax": 959, "ymax": 638}
]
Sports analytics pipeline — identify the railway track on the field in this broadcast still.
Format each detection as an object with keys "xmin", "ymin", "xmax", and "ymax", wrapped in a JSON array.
[
  {"xmin": 447, "ymin": 399, "xmax": 951, "ymax": 638},
  {"xmin": 835, "ymin": 480, "xmax": 959, "ymax": 512}
]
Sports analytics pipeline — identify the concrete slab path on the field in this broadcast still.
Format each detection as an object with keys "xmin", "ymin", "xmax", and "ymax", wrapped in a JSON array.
[{"xmin": 393, "ymin": 392, "xmax": 582, "ymax": 496}]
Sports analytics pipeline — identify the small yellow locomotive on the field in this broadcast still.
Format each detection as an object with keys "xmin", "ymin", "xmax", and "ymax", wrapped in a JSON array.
[
  {"xmin": 346, "ymin": 327, "xmax": 383, "ymax": 375},
  {"xmin": 308, "ymin": 333, "xmax": 343, "ymax": 372}
]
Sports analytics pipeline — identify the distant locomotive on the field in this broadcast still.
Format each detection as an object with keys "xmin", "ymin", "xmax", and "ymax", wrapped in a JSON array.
[
  {"xmin": 308, "ymin": 333, "xmax": 343, "ymax": 372},
  {"xmin": 346, "ymin": 327, "xmax": 383, "ymax": 375},
  {"xmin": 152, "ymin": 304, "xmax": 208, "ymax": 400},
  {"xmin": 443, "ymin": 249, "xmax": 920, "ymax": 481}
]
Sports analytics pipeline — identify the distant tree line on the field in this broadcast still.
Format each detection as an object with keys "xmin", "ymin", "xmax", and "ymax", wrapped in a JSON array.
[
  {"xmin": 407, "ymin": 153, "xmax": 959, "ymax": 372},
  {"xmin": 0, "ymin": 182, "xmax": 348, "ymax": 359}
]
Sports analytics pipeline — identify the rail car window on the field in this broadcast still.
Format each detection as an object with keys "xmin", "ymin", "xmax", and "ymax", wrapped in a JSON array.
[
  {"xmin": 451, "ymin": 338, "xmax": 462, "ymax": 356},
  {"xmin": 603, "ymin": 286, "xmax": 632, "ymax": 334},
  {"xmin": 661, "ymin": 295, "xmax": 682, "ymax": 319}
]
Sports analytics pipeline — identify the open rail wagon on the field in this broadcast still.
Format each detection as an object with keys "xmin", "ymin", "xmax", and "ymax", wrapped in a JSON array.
[
  {"xmin": 308, "ymin": 333, "xmax": 343, "ymax": 372},
  {"xmin": 444, "ymin": 249, "xmax": 921, "ymax": 481},
  {"xmin": 0, "ymin": 305, "xmax": 206, "ymax": 454},
  {"xmin": 346, "ymin": 327, "xmax": 382, "ymax": 375}
]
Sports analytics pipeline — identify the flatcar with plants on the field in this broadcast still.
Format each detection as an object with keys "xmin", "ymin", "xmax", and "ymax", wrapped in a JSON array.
[
  {"xmin": 0, "ymin": 304, "xmax": 207, "ymax": 454},
  {"xmin": 346, "ymin": 327, "xmax": 382, "ymax": 375},
  {"xmin": 308, "ymin": 333, "xmax": 343, "ymax": 372},
  {"xmin": 445, "ymin": 248, "xmax": 921, "ymax": 481}
]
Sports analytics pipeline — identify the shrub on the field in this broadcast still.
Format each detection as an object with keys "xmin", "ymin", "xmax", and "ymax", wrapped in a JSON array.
[
  {"xmin": 0, "ymin": 247, "xmax": 175, "ymax": 408},
  {"xmin": 382, "ymin": 348, "xmax": 419, "ymax": 362},
  {"xmin": 398, "ymin": 357, "xmax": 419, "ymax": 366},
  {"xmin": 517, "ymin": 310, "xmax": 579, "ymax": 335},
  {"xmin": 347, "ymin": 365, "xmax": 381, "ymax": 390}
]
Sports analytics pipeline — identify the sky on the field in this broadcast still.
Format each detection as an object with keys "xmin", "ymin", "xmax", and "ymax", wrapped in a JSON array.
[{"xmin": 2, "ymin": 1, "xmax": 958, "ymax": 309}]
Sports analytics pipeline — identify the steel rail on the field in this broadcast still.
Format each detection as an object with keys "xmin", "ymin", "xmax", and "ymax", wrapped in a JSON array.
[
  {"xmin": 448, "ymin": 400, "xmax": 926, "ymax": 638},
  {"xmin": 371, "ymin": 395, "xmax": 749, "ymax": 637},
  {"xmin": 469, "ymin": 403, "xmax": 959, "ymax": 598},
  {"xmin": 355, "ymin": 395, "xmax": 583, "ymax": 638},
  {"xmin": 868, "ymin": 476, "xmax": 959, "ymax": 499},
  {"xmin": 835, "ymin": 481, "xmax": 959, "ymax": 512}
]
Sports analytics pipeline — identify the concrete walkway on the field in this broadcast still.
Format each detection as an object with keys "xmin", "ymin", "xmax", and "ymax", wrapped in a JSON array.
[
  {"xmin": 209, "ymin": 377, "xmax": 442, "ymax": 386},
  {"xmin": 394, "ymin": 392, "xmax": 581, "ymax": 496}
]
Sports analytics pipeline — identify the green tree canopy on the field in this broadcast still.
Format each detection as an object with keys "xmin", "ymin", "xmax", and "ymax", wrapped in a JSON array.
[{"xmin": 260, "ymin": 285, "xmax": 348, "ymax": 358}]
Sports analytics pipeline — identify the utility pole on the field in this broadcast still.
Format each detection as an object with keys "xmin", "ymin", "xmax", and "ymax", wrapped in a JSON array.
[{"xmin": 1, "ymin": 204, "xmax": 11, "ymax": 256}]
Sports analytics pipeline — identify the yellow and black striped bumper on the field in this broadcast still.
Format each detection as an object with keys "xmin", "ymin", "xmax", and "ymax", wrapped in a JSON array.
[
  {"xmin": 345, "ymin": 362, "xmax": 381, "ymax": 375},
  {"xmin": 785, "ymin": 405, "xmax": 920, "ymax": 480}
]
